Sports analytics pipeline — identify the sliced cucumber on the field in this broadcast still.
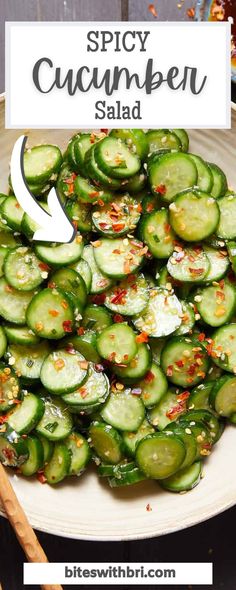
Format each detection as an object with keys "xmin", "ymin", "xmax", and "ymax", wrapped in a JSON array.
[
  {"xmin": 216, "ymin": 194, "xmax": 236, "ymax": 239},
  {"xmin": 141, "ymin": 208, "xmax": 175, "ymax": 259},
  {"xmin": 44, "ymin": 442, "xmax": 71, "ymax": 484},
  {"xmin": 63, "ymin": 330, "xmax": 100, "ymax": 363},
  {"xmin": 208, "ymin": 162, "xmax": 227, "ymax": 199},
  {"xmin": 135, "ymin": 432, "xmax": 186, "ymax": 479},
  {"xmin": 6, "ymin": 341, "xmax": 50, "ymax": 381},
  {"xmin": 0, "ymin": 327, "xmax": 7, "ymax": 359},
  {"xmin": 169, "ymin": 190, "xmax": 219, "ymax": 242},
  {"xmin": 161, "ymin": 336, "xmax": 209, "ymax": 388},
  {"xmin": 189, "ymin": 154, "xmax": 213, "ymax": 193},
  {"xmin": 146, "ymin": 129, "xmax": 182, "ymax": 155},
  {"xmin": 3, "ymin": 324, "xmax": 40, "ymax": 345},
  {"xmin": 202, "ymin": 246, "xmax": 230, "ymax": 282},
  {"xmin": 35, "ymin": 234, "xmax": 83, "ymax": 267},
  {"xmin": 178, "ymin": 420, "xmax": 213, "ymax": 460},
  {"xmin": 1, "ymin": 196, "xmax": 24, "ymax": 230},
  {"xmin": 82, "ymin": 304, "xmax": 112, "ymax": 333},
  {"xmin": 70, "ymin": 258, "xmax": 92, "ymax": 292},
  {"xmin": 164, "ymin": 423, "xmax": 197, "ymax": 469},
  {"xmin": 167, "ymin": 247, "xmax": 209, "ymax": 283},
  {"xmin": 8, "ymin": 392, "xmax": 44, "ymax": 434},
  {"xmin": 26, "ymin": 288, "xmax": 74, "ymax": 339},
  {"xmin": 97, "ymin": 323, "xmax": 137, "ymax": 365},
  {"xmin": 85, "ymin": 144, "xmax": 122, "ymax": 190},
  {"xmin": 112, "ymin": 343, "xmax": 151, "ymax": 382},
  {"xmin": 95, "ymin": 136, "xmax": 141, "ymax": 179},
  {"xmin": 122, "ymin": 419, "xmax": 155, "ymax": 456},
  {"xmin": 65, "ymin": 432, "xmax": 91, "ymax": 475},
  {"xmin": 101, "ymin": 389, "xmax": 145, "ymax": 432},
  {"xmin": 211, "ymin": 324, "xmax": 236, "ymax": 373},
  {"xmin": 194, "ymin": 280, "xmax": 236, "ymax": 327},
  {"xmin": 62, "ymin": 363, "xmax": 108, "ymax": 406},
  {"xmin": 108, "ymin": 463, "xmax": 146, "ymax": 487},
  {"xmin": 4, "ymin": 247, "xmax": 44, "ymax": 291},
  {"xmin": 24, "ymin": 145, "xmax": 62, "ymax": 184},
  {"xmin": 40, "ymin": 349, "xmax": 88, "ymax": 394},
  {"xmin": 149, "ymin": 152, "xmax": 197, "ymax": 203},
  {"xmin": 147, "ymin": 389, "xmax": 188, "ymax": 430},
  {"xmin": 50, "ymin": 268, "xmax": 87, "ymax": 309},
  {"xmin": 89, "ymin": 421, "xmax": 124, "ymax": 464},
  {"xmin": 94, "ymin": 237, "xmax": 145, "ymax": 279},
  {"xmin": 0, "ymin": 362, "xmax": 20, "ymax": 412},
  {"xmin": 0, "ymin": 278, "xmax": 37, "ymax": 325},
  {"xmin": 0, "ymin": 428, "xmax": 29, "ymax": 467},
  {"xmin": 66, "ymin": 199, "xmax": 92, "ymax": 234},
  {"xmin": 175, "ymin": 301, "xmax": 195, "ymax": 336},
  {"xmin": 92, "ymin": 193, "xmax": 141, "ymax": 237},
  {"xmin": 133, "ymin": 288, "xmax": 182, "ymax": 337},
  {"xmin": 179, "ymin": 409, "xmax": 220, "ymax": 443},
  {"xmin": 188, "ymin": 382, "xmax": 213, "ymax": 411},
  {"xmin": 37, "ymin": 434, "xmax": 54, "ymax": 463},
  {"xmin": 160, "ymin": 461, "xmax": 202, "ymax": 493},
  {"xmin": 36, "ymin": 396, "xmax": 73, "ymax": 441},
  {"xmin": 138, "ymin": 362, "xmax": 168, "ymax": 408},
  {"xmin": 75, "ymin": 175, "xmax": 113, "ymax": 204},
  {"xmin": 82, "ymin": 245, "xmax": 113, "ymax": 294},
  {"xmin": 210, "ymin": 375, "xmax": 236, "ymax": 418},
  {"xmin": 172, "ymin": 129, "xmax": 189, "ymax": 152},
  {"xmin": 110, "ymin": 129, "xmax": 148, "ymax": 160},
  {"xmin": 20, "ymin": 435, "xmax": 44, "ymax": 476},
  {"xmin": 104, "ymin": 273, "xmax": 149, "ymax": 317}
]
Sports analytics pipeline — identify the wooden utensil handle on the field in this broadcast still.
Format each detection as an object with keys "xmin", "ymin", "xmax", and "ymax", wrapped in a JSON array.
[{"xmin": 0, "ymin": 463, "xmax": 63, "ymax": 590}]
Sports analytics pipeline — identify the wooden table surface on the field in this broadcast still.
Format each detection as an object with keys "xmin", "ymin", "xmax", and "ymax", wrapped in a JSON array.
[{"xmin": 0, "ymin": 1, "xmax": 235, "ymax": 587}]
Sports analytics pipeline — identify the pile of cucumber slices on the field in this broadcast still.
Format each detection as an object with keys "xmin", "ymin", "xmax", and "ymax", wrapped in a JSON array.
[{"xmin": 1, "ymin": 127, "xmax": 236, "ymax": 493}]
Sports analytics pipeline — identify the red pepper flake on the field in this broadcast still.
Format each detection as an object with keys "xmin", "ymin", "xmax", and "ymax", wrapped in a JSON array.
[
  {"xmin": 113, "ymin": 314, "xmax": 124, "ymax": 323},
  {"xmin": 0, "ymin": 414, "xmax": 9, "ymax": 425},
  {"xmin": 146, "ymin": 503, "xmax": 152, "ymax": 512},
  {"xmin": 189, "ymin": 268, "xmax": 204, "ymax": 275},
  {"xmin": 187, "ymin": 364, "xmax": 196, "ymax": 376},
  {"xmin": 154, "ymin": 184, "xmax": 166, "ymax": 195},
  {"xmin": 108, "ymin": 352, "xmax": 116, "ymax": 362},
  {"xmin": 48, "ymin": 281, "xmax": 56, "ymax": 289},
  {"xmin": 136, "ymin": 332, "xmax": 149, "ymax": 343},
  {"xmin": 167, "ymin": 365, "xmax": 173, "ymax": 377},
  {"xmin": 48, "ymin": 309, "xmax": 59, "ymax": 317},
  {"xmin": 219, "ymin": 279, "xmax": 225, "ymax": 289},
  {"xmin": 166, "ymin": 403, "xmax": 186, "ymax": 420},
  {"xmin": 146, "ymin": 203, "xmax": 154, "ymax": 213},
  {"xmin": 198, "ymin": 333, "xmax": 206, "ymax": 342},
  {"xmin": 72, "ymin": 220, "xmax": 78, "ymax": 231},
  {"xmin": 112, "ymin": 222, "xmax": 125, "ymax": 233},
  {"xmin": 2, "ymin": 448, "xmax": 15, "ymax": 462},
  {"xmin": 148, "ymin": 3, "xmax": 158, "ymax": 17},
  {"xmin": 77, "ymin": 327, "xmax": 85, "ymax": 336},
  {"xmin": 91, "ymin": 293, "xmax": 106, "ymax": 305},
  {"xmin": 79, "ymin": 387, "xmax": 87, "ymax": 399},
  {"xmin": 97, "ymin": 199, "xmax": 105, "ymax": 207},
  {"xmin": 100, "ymin": 129, "xmax": 109, "ymax": 134},
  {"xmin": 177, "ymin": 391, "xmax": 190, "ymax": 402},
  {"xmin": 39, "ymin": 262, "xmax": 50, "ymax": 272},
  {"xmin": 37, "ymin": 471, "xmax": 47, "ymax": 484},
  {"xmin": 145, "ymin": 370, "xmax": 155, "ymax": 383},
  {"xmin": 62, "ymin": 320, "xmax": 73, "ymax": 333},
  {"xmin": 175, "ymin": 359, "xmax": 184, "ymax": 368},
  {"xmin": 99, "ymin": 222, "xmax": 109, "ymax": 230},
  {"xmin": 187, "ymin": 7, "xmax": 195, "ymax": 18},
  {"xmin": 64, "ymin": 173, "xmax": 76, "ymax": 185},
  {"xmin": 110, "ymin": 289, "xmax": 127, "ymax": 305},
  {"xmin": 137, "ymin": 203, "xmax": 143, "ymax": 213},
  {"xmin": 15, "ymin": 202, "xmax": 20, "ymax": 209},
  {"xmin": 89, "ymin": 191, "xmax": 100, "ymax": 199},
  {"xmin": 164, "ymin": 222, "xmax": 171, "ymax": 233}
]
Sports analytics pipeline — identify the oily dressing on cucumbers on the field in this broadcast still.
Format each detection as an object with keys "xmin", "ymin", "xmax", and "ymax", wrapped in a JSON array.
[{"xmin": 0, "ymin": 127, "xmax": 235, "ymax": 494}]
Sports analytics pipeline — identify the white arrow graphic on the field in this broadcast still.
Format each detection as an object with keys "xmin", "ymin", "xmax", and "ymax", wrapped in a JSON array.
[{"xmin": 10, "ymin": 135, "xmax": 76, "ymax": 243}]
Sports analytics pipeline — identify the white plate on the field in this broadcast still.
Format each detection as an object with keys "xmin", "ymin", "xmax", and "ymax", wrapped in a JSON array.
[{"xmin": 1, "ymin": 96, "xmax": 236, "ymax": 541}]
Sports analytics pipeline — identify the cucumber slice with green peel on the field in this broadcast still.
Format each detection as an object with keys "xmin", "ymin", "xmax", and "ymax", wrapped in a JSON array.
[
  {"xmin": 202, "ymin": 246, "xmax": 230, "ymax": 282},
  {"xmin": 20, "ymin": 435, "xmax": 44, "ymax": 476},
  {"xmin": 0, "ymin": 327, "xmax": 7, "ymax": 359},
  {"xmin": 0, "ymin": 428, "xmax": 29, "ymax": 467},
  {"xmin": 66, "ymin": 199, "xmax": 92, "ymax": 233},
  {"xmin": 6, "ymin": 341, "xmax": 50, "ymax": 381},
  {"xmin": 178, "ymin": 420, "xmax": 213, "ymax": 460},
  {"xmin": 37, "ymin": 435, "xmax": 54, "ymax": 463},
  {"xmin": 67, "ymin": 134, "xmax": 82, "ymax": 172},
  {"xmin": 44, "ymin": 442, "xmax": 71, "ymax": 484},
  {"xmin": 146, "ymin": 129, "xmax": 182, "ymax": 155},
  {"xmin": 8, "ymin": 392, "xmax": 45, "ymax": 434},
  {"xmin": 188, "ymin": 382, "xmax": 213, "ymax": 411},
  {"xmin": 24, "ymin": 145, "xmax": 62, "ymax": 184},
  {"xmin": 147, "ymin": 389, "xmax": 188, "ymax": 430},
  {"xmin": 97, "ymin": 323, "xmax": 137, "ymax": 365},
  {"xmin": 194, "ymin": 280, "xmax": 236, "ymax": 327},
  {"xmin": 97, "ymin": 463, "xmax": 117, "ymax": 477},
  {"xmin": 26, "ymin": 288, "xmax": 74, "ymax": 339},
  {"xmin": 149, "ymin": 337, "xmax": 167, "ymax": 365},
  {"xmin": 85, "ymin": 145, "xmax": 123, "ymax": 190},
  {"xmin": 138, "ymin": 362, "xmax": 168, "ymax": 408},
  {"xmin": 0, "ymin": 278, "xmax": 38, "ymax": 325},
  {"xmin": 95, "ymin": 136, "xmax": 141, "ymax": 179},
  {"xmin": 135, "ymin": 432, "xmax": 186, "ymax": 479},
  {"xmin": 160, "ymin": 461, "xmax": 202, "ymax": 493},
  {"xmin": 34, "ymin": 234, "xmax": 83, "ymax": 267},
  {"xmin": 4, "ymin": 247, "xmax": 45, "ymax": 291},
  {"xmin": 70, "ymin": 259, "xmax": 92, "ymax": 292},
  {"xmin": 62, "ymin": 363, "xmax": 108, "ymax": 406},
  {"xmin": 110, "ymin": 129, "xmax": 148, "ymax": 160},
  {"xmin": 216, "ymin": 194, "xmax": 236, "ymax": 239},
  {"xmin": 164, "ymin": 423, "xmax": 197, "ymax": 469},
  {"xmin": 133, "ymin": 288, "xmax": 182, "ymax": 338},
  {"xmin": 108, "ymin": 464, "xmax": 146, "ymax": 487},
  {"xmin": 21, "ymin": 202, "xmax": 49, "ymax": 239},
  {"xmin": 101, "ymin": 390, "xmax": 145, "ymax": 432},
  {"xmin": 82, "ymin": 304, "xmax": 112, "ymax": 333},
  {"xmin": 124, "ymin": 169, "xmax": 147, "ymax": 194},
  {"xmin": 63, "ymin": 330, "xmax": 100, "ymax": 363},
  {"xmin": 211, "ymin": 324, "xmax": 236, "ymax": 373},
  {"xmin": 0, "ymin": 245, "xmax": 9, "ymax": 277},
  {"xmin": 161, "ymin": 336, "xmax": 209, "ymax": 388},
  {"xmin": 112, "ymin": 343, "xmax": 151, "ymax": 382},
  {"xmin": 89, "ymin": 421, "xmax": 124, "ymax": 464},
  {"xmin": 36, "ymin": 396, "xmax": 73, "ymax": 441},
  {"xmin": 50, "ymin": 268, "xmax": 87, "ymax": 309},
  {"xmin": 65, "ymin": 432, "xmax": 91, "ymax": 475},
  {"xmin": 0, "ymin": 230, "xmax": 21, "ymax": 249},
  {"xmin": 167, "ymin": 247, "xmax": 210, "ymax": 283},
  {"xmin": 3, "ymin": 324, "xmax": 40, "ymax": 345},
  {"xmin": 179, "ymin": 409, "xmax": 220, "ymax": 444},
  {"xmin": 56, "ymin": 162, "xmax": 77, "ymax": 200},
  {"xmin": 1, "ymin": 196, "xmax": 24, "ymax": 230},
  {"xmin": 104, "ymin": 274, "xmax": 149, "ymax": 317},
  {"xmin": 227, "ymin": 241, "xmax": 236, "ymax": 274},
  {"xmin": 208, "ymin": 162, "xmax": 228, "ymax": 198},
  {"xmin": 140, "ymin": 208, "xmax": 176, "ymax": 259},
  {"xmin": 189, "ymin": 154, "xmax": 213, "ymax": 193},
  {"xmin": 149, "ymin": 152, "xmax": 197, "ymax": 203},
  {"xmin": 74, "ymin": 131, "xmax": 104, "ymax": 169},
  {"xmin": 175, "ymin": 301, "xmax": 195, "ymax": 336},
  {"xmin": 172, "ymin": 129, "xmax": 189, "ymax": 152},
  {"xmin": 40, "ymin": 349, "xmax": 88, "ymax": 394},
  {"xmin": 94, "ymin": 237, "xmax": 145, "ymax": 280},
  {"xmin": 205, "ymin": 363, "xmax": 223, "ymax": 382},
  {"xmin": 122, "ymin": 419, "xmax": 155, "ymax": 456},
  {"xmin": 82, "ymin": 245, "xmax": 113, "ymax": 294},
  {"xmin": 169, "ymin": 190, "xmax": 219, "ymax": 242},
  {"xmin": 75, "ymin": 175, "xmax": 113, "ymax": 204},
  {"xmin": 92, "ymin": 194, "xmax": 141, "ymax": 237},
  {"xmin": 141, "ymin": 194, "xmax": 160, "ymax": 214},
  {"xmin": 0, "ymin": 363, "xmax": 20, "ymax": 412},
  {"xmin": 210, "ymin": 375, "xmax": 236, "ymax": 418},
  {"xmin": 0, "ymin": 193, "xmax": 7, "ymax": 205}
]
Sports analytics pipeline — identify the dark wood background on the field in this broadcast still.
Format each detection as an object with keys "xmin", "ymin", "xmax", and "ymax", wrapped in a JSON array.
[{"xmin": 0, "ymin": 1, "xmax": 235, "ymax": 588}]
